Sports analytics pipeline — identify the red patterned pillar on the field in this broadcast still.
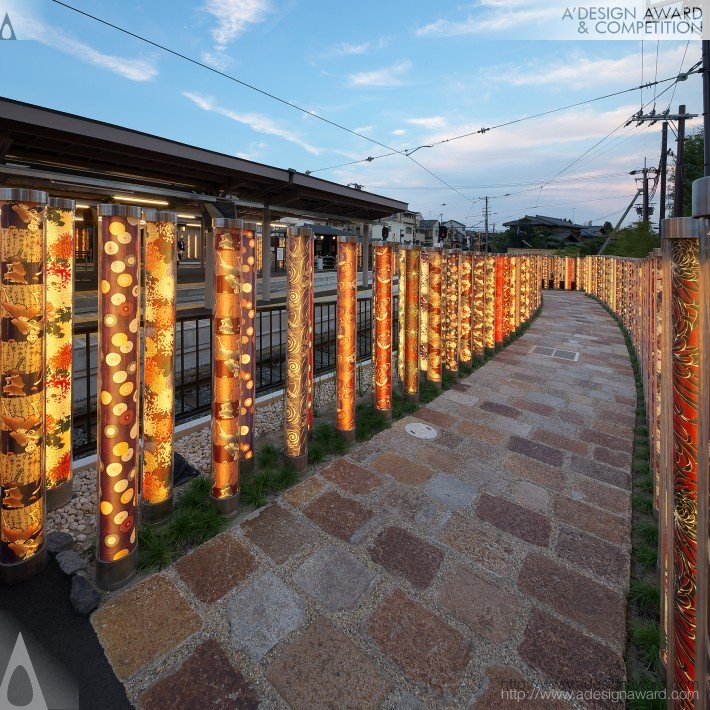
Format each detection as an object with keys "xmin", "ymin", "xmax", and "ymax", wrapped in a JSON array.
[
  {"xmin": 403, "ymin": 246, "xmax": 420, "ymax": 401},
  {"xmin": 427, "ymin": 247, "xmax": 443, "ymax": 387},
  {"xmin": 373, "ymin": 241, "xmax": 394, "ymax": 421},
  {"xmin": 472, "ymin": 255, "xmax": 485, "ymax": 358},
  {"xmin": 336, "ymin": 236, "xmax": 358, "ymax": 441},
  {"xmin": 459, "ymin": 252, "xmax": 473, "ymax": 365},
  {"xmin": 443, "ymin": 249, "xmax": 460, "ymax": 371},
  {"xmin": 485, "ymin": 255, "xmax": 496, "ymax": 351}
]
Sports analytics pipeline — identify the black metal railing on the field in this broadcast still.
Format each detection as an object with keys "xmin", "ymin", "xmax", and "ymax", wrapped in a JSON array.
[{"xmin": 72, "ymin": 295, "xmax": 398, "ymax": 458}]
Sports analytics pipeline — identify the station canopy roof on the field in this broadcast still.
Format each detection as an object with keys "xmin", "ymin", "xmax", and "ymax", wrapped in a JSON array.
[{"xmin": 0, "ymin": 98, "xmax": 407, "ymax": 222}]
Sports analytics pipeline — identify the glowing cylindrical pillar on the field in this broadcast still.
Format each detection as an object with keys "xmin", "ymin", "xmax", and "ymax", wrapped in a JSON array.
[
  {"xmin": 509, "ymin": 256, "xmax": 519, "ymax": 334},
  {"xmin": 502, "ymin": 257, "xmax": 512, "ymax": 342},
  {"xmin": 45, "ymin": 197, "xmax": 75, "ymax": 511},
  {"xmin": 140, "ymin": 210, "xmax": 177, "ymax": 525},
  {"xmin": 403, "ymin": 246, "xmax": 420, "ymax": 402},
  {"xmin": 307, "ymin": 231, "xmax": 314, "ymax": 432},
  {"xmin": 493, "ymin": 256, "xmax": 504, "ymax": 346},
  {"xmin": 660, "ymin": 217, "xmax": 703, "ymax": 702},
  {"xmin": 472, "ymin": 255, "xmax": 485, "ymax": 358},
  {"xmin": 419, "ymin": 248, "xmax": 429, "ymax": 375},
  {"xmin": 484, "ymin": 255, "xmax": 496, "ymax": 351},
  {"xmin": 238, "ymin": 223, "xmax": 258, "ymax": 473},
  {"xmin": 565, "ymin": 256, "xmax": 573, "ymax": 291},
  {"xmin": 284, "ymin": 227, "xmax": 312, "ymax": 470},
  {"xmin": 397, "ymin": 246, "xmax": 406, "ymax": 383},
  {"xmin": 211, "ymin": 218, "xmax": 242, "ymax": 518},
  {"xmin": 96, "ymin": 204, "xmax": 141, "ymax": 590},
  {"xmin": 336, "ymin": 236, "xmax": 358, "ymax": 442},
  {"xmin": 459, "ymin": 252, "xmax": 473, "ymax": 365},
  {"xmin": 427, "ymin": 247, "xmax": 443, "ymax": 387},
  {"xmin": 0, "ymin": 189, "xmax": 47, "ymax": 586},
  {"xmin": 372, "ymin": 241, "xmax": 394, "ymax": 421},
  {"xmin": 443, "ymin": 249, "xmax": 460, "ymax": 372}
]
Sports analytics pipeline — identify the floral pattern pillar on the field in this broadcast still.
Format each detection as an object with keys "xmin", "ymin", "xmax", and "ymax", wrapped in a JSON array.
[
  {"xmin": 211, "ymin": 219, "xmax": 242, "ymax": 518},
  {"xmin": 443, "ymin": 249, "xmax": 460, "ymax": 372},
  {"xmin": 0, "ymin": 189, "xmax": 47, "ymax": 586},
  {"xmin": 459, "ymin": 252, "xmax": 473, "ymax": 365},
  {"xmin": 336, "ymin": 236, "xmax": 357, "ymax": 442},
  {"xmin": 96, "ymin": 204, "xmax": 141, "ymax": 590},
  {"xmin": 45, "ymin": 198, "xmax": 75, "ymax": 511},
  {"xmin": 140, "ymin": 210, "xmax": 177, "ymax": 525},
  {"xmin": 419, "ymin": 249, "xmax": 429, "ymax": 375},
  {"xmin": 427, "ymin": 247, "xmax": 443, "ymax": 388},
  {"xmin": 472, "ymin": 255, "xmax": 485, "ymax": 358},
  {"xmin": 403, "ymin": 246, "xmax": 420, "ymax": 402},
  {"xmin": 373, "ymin": 241, "xmax": 394, "ymax": 421},
  {"xmin": 285, "ymin": 227, "xmax": 312, "ymax": 470}
]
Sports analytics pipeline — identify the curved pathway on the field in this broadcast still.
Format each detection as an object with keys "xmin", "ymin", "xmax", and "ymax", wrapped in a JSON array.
[{"xmin": 93, "ymin": 291, "xmax": 635, "ymax": 709}]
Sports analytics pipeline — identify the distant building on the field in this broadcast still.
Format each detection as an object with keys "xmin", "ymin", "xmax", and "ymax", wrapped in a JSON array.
[
  {"xmin": 503, "ymin": 215, "xmax": 604, "ymax": 246},
  {"xmin": 371, "ymin": 210, "xmax": 420, "ymax": 244},
  {"xmin": 418, "ymin": 218, "xmax": 439, "ymax": 246}
]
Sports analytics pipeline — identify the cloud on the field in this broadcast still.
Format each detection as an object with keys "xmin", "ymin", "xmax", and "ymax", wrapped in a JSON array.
[
  {"xmin": 348, "ymin": 60, "xmax": 412, "ymax": 87},
  {"xmin": 331, "ymin": 38, "xmax": 388, "ymax": 55},
  {"xmin": 353, "ymin": 125, "xmax": 374, "ymax": 134},
  {"xmin": 391, "ymin": 128, "xmax": 407, "ymax": 136},
  {"xmin": 406, "ymin": 116, "xmax": 448, "ymax": 130},
  {"xmin": 183, "ymin": 92, "xmax": 324, "ymax": 155},
  {"xmin": 201, "ymin": 0, "xmax": 271, "ymax": 66}
]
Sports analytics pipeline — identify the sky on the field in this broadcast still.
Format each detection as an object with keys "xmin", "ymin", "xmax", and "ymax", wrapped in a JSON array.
[{"xmin": 0, "ymin": 0, "xmax": 704, "ymax": 230}]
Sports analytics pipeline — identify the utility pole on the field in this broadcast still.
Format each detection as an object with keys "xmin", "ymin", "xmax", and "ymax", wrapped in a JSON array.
[
  {"xmin": 675, "ymin": 104, "xmax": 688, "ymax": 217},
  {"xmin": 660, "ymin": 120, "xmax": 668, "ymax": 223},
  {"xmin": 704, "ymin": 40, "xmax": 710, "ymax": 177},
  {"xmin": 630, "ymin": 161, "xmax": 658, "ymax": 224},
  {"xmin": 484, "ymin": 196, "xmax": 489, "ymax": 254}
]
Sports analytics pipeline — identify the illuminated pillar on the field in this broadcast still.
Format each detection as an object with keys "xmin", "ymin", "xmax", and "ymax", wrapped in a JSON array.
[
  {"xmin": 494, "ymin": 256, "xmax": 505, "ymax": 346},
  {"xmin": 336, "ymin": 236, "xmax": 358, "ymax": 442},
  {"xmin": 443, "ymin": 249, "xmax": 460, "ymax": 372},
  {"xmin": 96, "ymin": 204, "xmax": 141, "ymax": 590},
  {"xmin": 0, "ymin": 189, "xmax": 47, "ymax": 586},
  {"xmin": 140, "ymin": 210, "xmax": 178, "ymax": 525},
  {"xmin": 419, "ymin": 248, "xmax": 429, "ymax": 375},
  {"xmin": 511, "ymin": 256, "xmax": 520, "ymax": 333},
  {"xmin": 372, "ymin": 241, "xmax": 394, "ymax": 421},
  {"xmin": 565, "ymin": 256, "xmax": 573, "ymax": 291},
  {"xmin": 459, "ymin": 252, "xmax": 473, "ymax": 365},
  {"xmin": 485, "ymin": 255, "xmax": 496, "ymax": 351},
  {"xmin": 660, "ymin": 216, "xmax": 704, "ymax": 702},
  {"xmin": 653, "ymin": 250, "xmax": 663, "ymax": 512},
  {"xmin": 211, "ymin": 218, "xmax": 242, "ymax": 518},
  {"xmin": 238, "ymin": 223, "xmax": 258, "ymax": 473},
  {"xmin": 284, "ymin": 227, "xmax": 312, "ymax": 470},
  {"xmin": 502, "ymin": 257, "xmax": 512, "ymax": 342},
  {"xmin": 45, "ymin": 197, "xmax": 75, "ymax": 511},
  {"xmin": 397, "ymin": 246, "xmax": 405, "ymax": 383},
  {"xmin": 427, "ymin": 247, "xmax": 443, "ymax": 387},
  {"xmin": 472, "ymin": 255, "xmax": 485, "ymax": 358},
  {"xmin": 402, "ymin": 246, "xmax": 420, "ymax": 402},
  {"xmin": 307, "ymin": 232, "xmax": 314, "ymax": 432}
]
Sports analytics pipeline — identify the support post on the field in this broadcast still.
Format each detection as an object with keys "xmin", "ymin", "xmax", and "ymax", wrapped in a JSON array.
[
  {"xmin": 403, "ymin": 245, "xmax": 420, "ymax": 402},
  {"xmin": 336, "ymin": 236, "xmax": 358, "ymax": 442},
  {"xmin": 427, "ymin": 247, "xmax": 443, "ymax": 388},
  {"xmin": 261, "ymin": 207, "xmax": 271, "ymax": 302},
  {"xmin": 372, "ymin": 241, "xmax": 394, "ymax": 421}
]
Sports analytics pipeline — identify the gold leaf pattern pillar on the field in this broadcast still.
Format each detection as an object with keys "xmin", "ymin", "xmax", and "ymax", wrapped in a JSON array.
[
  {"xmin": 285, "ymin": 227, "xmax": 312, "ymax": 470},
  {"xmin": 403, "ymin": 246, "xmax": 420, "ymax": 401},
  {"xmin": 502, "ymin": 257, "xmax": 512, "ymax": 341},
  {"xmin": 459, "ymin": 252, "xmax": 473, "ymax": 365},
  {"xmin": 427, "ymin": 247, "xmax": 443, "ymax": 388},
  {"xmin": 140, "ymin": 210, "xmax": 177, "ymax": 525},
  {"xmin": 397, "ymin": 246, "xmax": 405, "ymax": 383},
  {"xmin": 443, "ymin": 249, "xmax": 460, "ymax": 372},
  {"xmin": 419, "ymin": 249, "xmax": 429, "ymax": 375},
  {"xmin": 45, "ymin": 197, "xmax": 75, "ymax": 511},
  {"xmin": 336, "ymin": 236, "xmax": 358, "ymax": 442},
  {"xmin": 484, "ymin": 255, "xmax": 496, "ymax": 351},
  {"xmin": 493, "ymin": 256, "xmax": 504, "ymax": 346},
  {"xmin": 472, "ymin": 255, "xmax": 485, "ymax": 358},
  {"xmin": 238, "ymin": 223, "xmax": 258, "ymax": 474},
  {"xmin": 373, "ymin": 241, "xmax": 394, "ymax": 421},
  {"xmin": 0, "ymin": 189, "xmax": 47, "ymax": 586},
  {"xmin": 307, "ymin": 232, "xmax": 315, "ymax": 432},
  {"xmin": 96, "ymin": 204, "xmax": 141, "ymax": 591},
  {"xmin": 211, "ymin": 218, "xmax": 242, "ymax": 518}
]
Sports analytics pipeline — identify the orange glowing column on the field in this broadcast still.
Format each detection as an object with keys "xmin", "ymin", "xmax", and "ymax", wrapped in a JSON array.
[
  {"xmin": 565, "ymin": 256, "xmax": 573, "ymax": 291},
  {"xmin": 459, "ymin": 253, "xmax": 473, "ymax": 365},
  {"xmin": 443, "ymin": 250, "xmax": 460, "ymax": 372},
  {"xmin": 0, "ymin": 189, "xmax": 47, "ymax": 586},
  {"xmin": 373, "ymin": 242, "xmax": 394, "ymax": 420},
  {"xmin": 140, "ymin": 210, "xmax": 178, "ymax": 526},
  {"xmin": 472, "ymin": 255, "xmax": 485, "ymax": 358},
  {"xmin": 307, "ymin": 232, "xmax": 314, "ymax": 431},
  {"xmin": 96, "ymin": 204, "xmax": 141, "ymax": 591},
  {"xmin": 486, "ymin": 256, "xmax": 497, "ymax": 349},
  {"xmin": 494, "ymin": 257, "xmax": 505, "ymax": 345},
  {"xmin": 502, "ymin": 257, "xmax": 512, "ymax": 341},
  {"xmin": 211, "ymin": 219, "xmax": 242, "ymax": 518},
  {"xmin": 336, "ymin": 236, "xmax": 358, "ymax": 441},
  {"xmin": 419, "ymin": 249, "xmax": 429, "ymax": 375},
  {"xmin": 238, "ymin": 223, "xmax": 258, "ymax": 473},
  {"xmin": 510, "ymin": 256, "xmax": 519, "ymax": 333},
  {"xmin": 403, "ymin": 246, "xmax": 420, "ymax": 401},
  {"xmin": 45, "ymin": 197, "xmax": 75, "ymax": 511},
  {"xmin": 427, "ymin": 247, "xmax": 443, "ymax": 387},
  {"xmin": 284, "ymin": 227, "xmax": 312, "ymax": 470},
  {"xmin": 397, "ymin": 246, "xmax": 405, "ymax": 383}
]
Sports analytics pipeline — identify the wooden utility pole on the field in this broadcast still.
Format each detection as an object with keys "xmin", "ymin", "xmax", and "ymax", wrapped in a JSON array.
[
  {"xmin": 660, "ymin": 120, "xmax": 668, "ymax": 223},
  {"xmin": 674, "ymin": 104, "xmax": 687, "ymax": 217}
]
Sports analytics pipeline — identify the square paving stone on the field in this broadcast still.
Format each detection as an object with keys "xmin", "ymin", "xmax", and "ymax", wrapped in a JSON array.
[
  {"xmin": 304, "ymin": 491, "xmax": 374, "ymax": 541},
  {"xmin": 321, "ymin": 459, "xmax": 384, "ymax": 495},
  {"xmin": 175, "ymin": 533, "xmax": 257, "ymax": 603},
  {"xmin": 241, "ymin": 503, "xmax": 320, "ymax": 564},
  {"xmin": 378, "ymin": 487, "xmax": 442, "ymax": 528},
  {"xmin": 140, "ymin": 640, "xmax": 259, "ymax": 710},
  {"xmin": 571, "ymin": 476, "xmax": 630, "ymax": 517},
  {"xmin": 555, "ymin": 526, "xmax": 630, "ymax": 587},
  {"xmin": 415, "ymin": 444, "xmax": 467, "ymax": 474},
  {"xmin": 476, "ymin": 493, "xmax": 551, "ymax": 547},
  {"xmin": 369, "ymin": 590, "xmax": 471, "ymax": 691},
  {"xmin": 507, "ymin": 479, "xmax": 550, "ymax": 513},
  {"xmin": 456, "ymin": 420, "xmax": 505, "ymax": 446},
  {"xmin": 567, "ymin": 454, "xmax": 630, "ymax": 490},
  {"xmin": 517, "ymin": 552, "xmax": 626, "ymax": 650},
  {"xmin": 283, "ymin": 476, "xmax": 325, "ymax": 507},
  {"xmin": 507, "ymin": 435, "xmax": 565, "ymax": 468},
  {"xmin": 370, "ymin": 526, "xmax": 444, "ymax": 588},
  {"xmin": 227, "ymin": 571, "xmax": 305, "ymax": 661},
  {"xmin": 267, "ymin": 617, "xmax": 391, "ymax": 709},
  {"xmin": 480, "ymin": 401, "xmax": 522, "ymax": 420},
  {"xmin": 293, "ymin": 545, "xmax": 376, "ymax": 611},
  {"xmin": 519, "ymin": 609, "xmax": 625, "ymax": 696},
  {"xmin": 580, "ymin": 428, "xmax": 629, "ymax": 453},
  {"xmin": 439, "ymin": 565, "xmax": 520, "ymax": 643},
  {"xmin": 472, "ymin": 665, "xmax": 571, "ymax": 709},
  {"xmin": 531, "ymin": 428, "xmax": 588, "ymax": 456},
  {"xmin": 371, "ymin": 452, "xmax": 434, "ymax": 485},
  {"xmin": 503, "ymin": 453, "xmax": 565, "ymax": 490},
  {"xmin": 593, "ymin": 446, "xmax": 632, "ymax": 470},
  {"xmin": 441, "ymin": 513, "xmax": 521, "ymax": 578},
  {"xmin": 425, "ymin": 473, "xmax": 478, "ymax": 509},
  {"xmin": 414, "ymin": 407, "xmax": 457, "ymax": 428},
  {"xmin": 92, "ymin": 575, "xmax": 201, "ymax": 680},
  {"xmin": 554, "ymin": 495, "xmax": 629, "ymax": 546}
]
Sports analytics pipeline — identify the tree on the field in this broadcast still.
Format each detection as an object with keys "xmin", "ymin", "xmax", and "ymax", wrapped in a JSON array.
[
  {"xmin": 605, "ymin": 221, "xmax": 660, "ymax": 258},
  {"xmin": 668, "ymin": 128, "xmax": 703, "ymax": 217}
]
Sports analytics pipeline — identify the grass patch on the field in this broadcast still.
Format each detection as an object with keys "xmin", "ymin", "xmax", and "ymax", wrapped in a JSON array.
[
  {"xmin": 355, "ymin": 402, "xmax": 390, "ymax": 442},
  {"xmin": 629, "ymin": 579, "xmax": 660, "ymax": 616},
  {"xmin": 630, "ymin": 619, "xmax": 661, "ymax": 669}
]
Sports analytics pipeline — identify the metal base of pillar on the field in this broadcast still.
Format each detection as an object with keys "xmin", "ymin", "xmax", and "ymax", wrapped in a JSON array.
[
  {"xmin": 426, "ymin": 379, "xmax": 442, "ymax": 391},
  {"xmin": 0, "ymin": 544, "xmax": 47, "ymax": 586},
  {"xmin": 376, "ymin": 408, "xmax": 393, "ymax": 423},
  {"xmin": 47, "ymin": 481, "xmax": 73, "ymax": 511},
  {"xmin": 337, "ymin": 428, "xmax": 357, "ymax": 444},
  {"xmin": 140, "ymin": 496, "xmax": 174, "ymax": 527},
  {"xmin": 95, "ymin": 546, "xmax": 137, "ymax": 592},
  {"xmin": 405, "ymin": 391, "xmax": 420, "ymax": 405},
  {"xmin": 239, "ymin": 457, "xmax": 255, "ymax": 477},
  {"xmin": 211, "ymin": 492, "xmax": 241, "ymax": 520},
  {"xmin": 285, "ymin": 452, "xmax": 308, "ymax": 473}
]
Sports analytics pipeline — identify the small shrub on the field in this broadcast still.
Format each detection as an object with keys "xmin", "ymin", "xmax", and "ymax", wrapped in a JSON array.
[
  {"xmin": 630, "ymin": 620, "xmax": 660, "ymax": 670},
  {"xmin": 629, "ymin": 579, "xmax": 660, "ymax": 615}
]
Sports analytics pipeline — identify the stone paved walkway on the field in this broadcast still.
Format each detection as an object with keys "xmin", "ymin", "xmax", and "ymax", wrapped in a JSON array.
[{"xmin": 92, "ymin": 292, "xmax": 635, "ymax": 709}]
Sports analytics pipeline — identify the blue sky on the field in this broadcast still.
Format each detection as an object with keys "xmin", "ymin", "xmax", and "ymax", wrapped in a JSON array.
[{"xmin": 1, "ymin": 0, "xmax": 703, "ymax": 229}]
